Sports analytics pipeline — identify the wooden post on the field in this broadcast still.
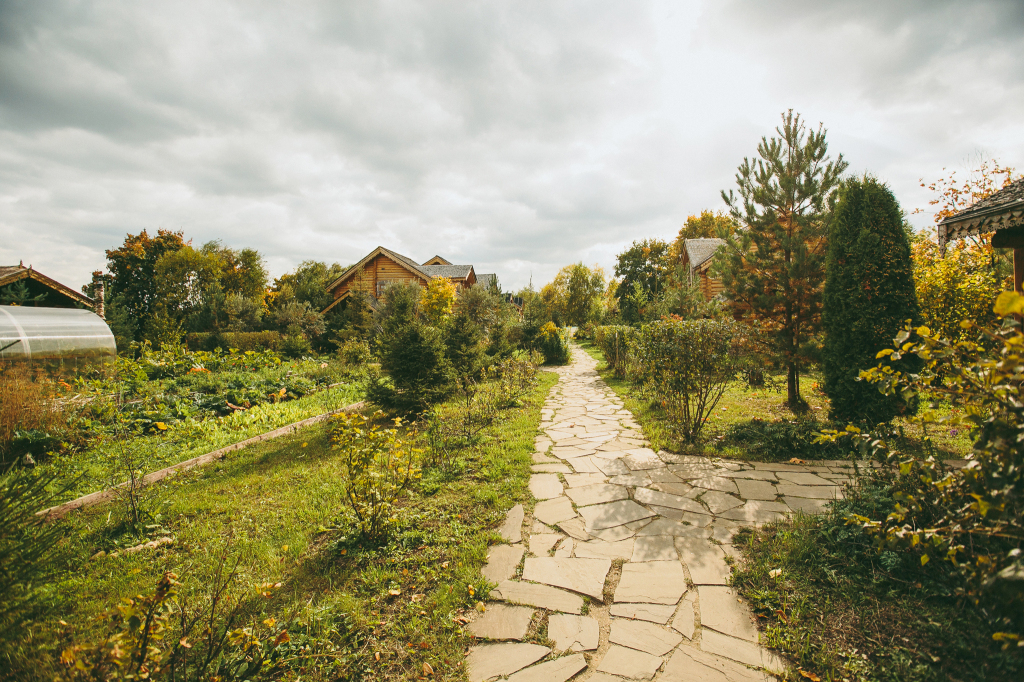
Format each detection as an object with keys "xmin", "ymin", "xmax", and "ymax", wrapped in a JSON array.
[{"xmin": 1016, "ymin": 247, "xmax": 1024, "ymax": 293}]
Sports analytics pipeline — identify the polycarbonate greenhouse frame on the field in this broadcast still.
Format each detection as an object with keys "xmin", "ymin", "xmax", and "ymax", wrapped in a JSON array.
[{"xmin": 0, "ymin": 305, "xmax": 116, "ymax": 373}]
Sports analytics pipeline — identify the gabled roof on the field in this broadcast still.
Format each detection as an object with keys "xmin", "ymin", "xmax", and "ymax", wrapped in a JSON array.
[
  {"xmin": 423, "ymin": 255, "xmax": 452, "ymax": 266},
  {"xmin": 938, "ymin": 178, "xmax": 1024, "ymax": 247},
  {"xmin": 683, "ymin": 238, "xmax": 725, "ymax": 271},
  {"xmin": 477, "ymin": 273, "xmax": 497, "ymax": 289},
  {"xmin": 324, "ymin": 246, "xmax": 429, "ymax": 292},
  {"xmin": 420, "ymin": 265, "xmax": 474, "ymax": 280},
  {"xmin": 0, "ymin": 264, "xmax": 95, "ymax": 308}
]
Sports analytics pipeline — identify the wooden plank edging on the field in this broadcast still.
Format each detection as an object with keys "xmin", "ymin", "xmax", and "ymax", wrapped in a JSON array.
[{"xmin": 39, "ymin": 401, "xmax": 365, "ymax": 521}]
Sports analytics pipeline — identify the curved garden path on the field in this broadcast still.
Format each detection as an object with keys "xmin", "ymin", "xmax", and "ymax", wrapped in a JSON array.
[{"xmin": 464, "ymin": 344, "xmax": 854, "ymax": 681}]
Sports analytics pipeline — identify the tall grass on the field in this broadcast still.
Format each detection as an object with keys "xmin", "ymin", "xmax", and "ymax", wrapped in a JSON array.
[{"xmin": 0, "ymin": 365, "xmax": 70, "ymax": 464}]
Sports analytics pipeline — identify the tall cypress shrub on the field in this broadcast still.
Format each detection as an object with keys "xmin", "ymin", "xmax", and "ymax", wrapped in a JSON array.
[{"xmin": 823, "ymin": 176, "xmax": 920, "ymax": 424}]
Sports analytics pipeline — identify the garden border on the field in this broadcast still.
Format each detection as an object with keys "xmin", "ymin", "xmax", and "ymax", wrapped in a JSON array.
[{"xmin": 39, "ymin": 401, "xmax": 366, "ymax": 521}]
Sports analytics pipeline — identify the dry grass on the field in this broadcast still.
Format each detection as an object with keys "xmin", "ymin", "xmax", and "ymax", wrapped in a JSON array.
[{"xmin": 0, "ymin": 364, "xmax": 71, "ymax": 462}]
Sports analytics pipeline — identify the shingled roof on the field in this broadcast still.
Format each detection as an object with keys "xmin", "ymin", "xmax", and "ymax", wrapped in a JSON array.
[
  {"xmin": 683, "ymin": 238, "xmax": 725, "ymax": 271},
  {"xmin": 938, "ymin": 178, "xmax": 1024, "ymax": 247},
  {"xmin": 420, "ymin": 264, "xmax": 475, "ymax": 280}
]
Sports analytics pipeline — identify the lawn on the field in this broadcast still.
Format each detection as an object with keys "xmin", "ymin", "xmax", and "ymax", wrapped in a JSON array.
[
  {"xmin": 576, "ymin": 339, "xmax": 972, "ymax": 462},
  {"xmin": 10, "ymin": 370, "xmax": 558, "ymax": 681}
]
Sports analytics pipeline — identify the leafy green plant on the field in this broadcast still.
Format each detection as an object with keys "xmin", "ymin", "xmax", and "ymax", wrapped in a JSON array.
[
  {"xmin": 330, "ymin": 412, "xmax": 421, "ymax": 542},
  {"xmin": 830, "ymin": 293, "xmax": 1024, "ymax": 643},
  {"xmin": 594, "ymin": 325, "xmax": 635, "ymax": 378},
  {"xmin": 491, "ymin": 356, "xmax": 538, "ymax": 408},
  {"xmin": 537, "ymin": 322, "xmax": 571, "ymax": 365},
  {"xmin": 0, "ymin": 467, "xmax": 66, "ymax": 646},
  {"xmin": 629, "ymin": 319, "xmax": 738, "ymax": 441},
  {"xmin": 57, "ymin": 566, "xmax": 303, "ymax": 681}
]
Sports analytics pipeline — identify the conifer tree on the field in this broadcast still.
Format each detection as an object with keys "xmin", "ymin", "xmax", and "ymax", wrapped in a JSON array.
[
  {"xmin": 716, "ymin": 110, "xmax": 848, "ymax": 409},
  {"xmin": 822, "ymin": 176, "xmax": 920, "ymax": 424}
]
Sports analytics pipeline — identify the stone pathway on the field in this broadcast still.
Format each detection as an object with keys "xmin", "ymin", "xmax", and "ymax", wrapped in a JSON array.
[{"xmin": 463, "ymin": 345, "xmax": 860, "ymax": 681}]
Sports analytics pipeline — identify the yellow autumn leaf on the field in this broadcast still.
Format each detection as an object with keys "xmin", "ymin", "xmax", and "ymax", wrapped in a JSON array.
[
  {"xmin": 994, "ymin": 290, "xmax": 1024, "ymax": 317},
  {"xmin": 155, "ymin": 422, "xmax": 168, "ymax": 430}
]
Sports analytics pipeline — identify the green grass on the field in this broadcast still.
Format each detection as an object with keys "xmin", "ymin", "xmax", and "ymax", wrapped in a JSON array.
[
  {"xmin": 11, "ymin": 371, "xmax": 558, "ymax": 681},
  {"xmin": 41, "ymin": 381, "xmax": 365, "ymax": 501},
  {"xmin": 577, "ymin": 340, "xmax": 972, "ymax": 462},
  {"xmin": 731, "ymin": 481, "xmax": 1023, "ymax": 682}
]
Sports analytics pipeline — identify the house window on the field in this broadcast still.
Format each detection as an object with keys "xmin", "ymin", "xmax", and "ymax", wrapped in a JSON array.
[{"xmin": 376, "ymin": 280, "xmax": 392, "ymax": 297}]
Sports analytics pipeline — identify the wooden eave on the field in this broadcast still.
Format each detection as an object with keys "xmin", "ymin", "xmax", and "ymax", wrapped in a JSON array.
[
  {"xmin": 323, "ymin": 246, "xmax": 428, "ymax": 293},
  {"xmin": 0, "ymin": 267, "xmax": 94, "ymax": 308},
  {"xmin": 423, "ymin": 255, "xmax": 452, "ymax": 266},
  {"xmin": 938, "ymin": 202, "xmax": 1024, "ymax": 248}
]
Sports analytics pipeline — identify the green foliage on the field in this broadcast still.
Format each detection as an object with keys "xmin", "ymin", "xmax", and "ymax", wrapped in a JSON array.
[
  {"xmin": 369, "ymin": 320, "xmax": 456, "ymax": 413},
  {"xmin": 0, "ymin": 467, "xmax": 65, "ymax": 646},
  {"xmin": 844, "ymin": 302, "xmax": 1024, "ymax": 641},
  {"xmin": 721, "ymin": 417, "xmax": 848, "ymax": 461},
  {"xmin": 270, "ymin": 260, "xmax": 346, "ymax": 312},
  {"xmin": 57, "ymin": 568, "xmax": 302, "ymax": 681},
  {"xmin": 717, "ymin": 110, "xmax": 849, "ymax": 408},
  {"xmin": 669, "ymin": 209, "xmax": 738, "ymax": 260},
  {"xmin": 105, "ymin": 229, "xmax": 189, "ymax": 341},
  {"xmin": 614, "ymin": 239, "xmax": 671, "ymax": 323},
  {"xmin": 594, "ymin": 325, "xmax": 635, "ymax": 378},
  {"xmin": 329, "ymin": 412, "xmax": 420, "ymax": 542},
  {"xmin": 443, "ymin": 311, "xmax": 485, "ymax": 378},
  {"xmin": 536, "ymin": 322, "xmax": 571, "ymax": 365},
  {"xmin": 823, "ymin": 176, "xmax": 921, "ymax": 424},
  {"xmin": 0, "ymin": 279, "xmax": 47, "ymax": 306},
  {"xmin": 541, "ymin": 263, "xmax": 607, "ymax": 327},
  {"xmin": 186, "ymin": 331, "xmax": 282, "ymax": 353},
  {"xmin": 628, "ymin": 319, "xmax": 738, "ymax": 441},
  {"xmin": 336, "ymin": 339, "xmax": 373, "ymax": 367}
]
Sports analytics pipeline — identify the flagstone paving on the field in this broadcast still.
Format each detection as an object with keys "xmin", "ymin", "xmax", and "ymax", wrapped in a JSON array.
[{"xmin": 463, "ymin": 344, "xmax": 886, "ymax": 680}]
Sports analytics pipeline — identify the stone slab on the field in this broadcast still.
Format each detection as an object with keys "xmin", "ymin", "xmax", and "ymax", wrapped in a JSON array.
[
  {"xmin": 608, "ymin": 472, "xmax": 654, "ymax": 487},
  {"xmin": 610, "ymin": 618, "xmax": 683, "ymax": 656},
  {"xmin": 636, "ymin": 518, "xmax": 712, "ymax": 538},
  {"xmin": 676, "ymin": 538, "xmax": 730, "ymax": 585},
  {"xmin": 530, "ymin": 474, "xmax": 564, "ymax": 499},
  {"xmin": 565, "ymin": 483, "xmax": 629, "ymax": 507},
  {"xmin": 533, "ymin": 497, "xmax": 576, "ymax": 525},
  {"xmin": 610, "ymin": 602, "xmax": 677, "ymax": 624},
  {"xmin": 652, "ymin": 481, "xmax": 701, "ymax": 497},
  {"xmin": 533, "ymin": 452, "xmax": 559, "ymax": 464},
  {"xmin": 595, "ymin": 644, "xmax": 663, "ymax": 680},
  {"xmin": 735, "ymin": 478, "xmax": 778, "ymax": 501},
  {"xmin": 649, "ymin": 507, "xmax": 714, "ymax": 527},
  {"xmin": 679, "ymin": 475, "xmax": 740, "ymax": 494},
  {"xmin": 634, "ymin": 487, "xmax": 708, "ymax": 515},
  {"xmin": 671, "ymin": 593, "xmax": 696, "ymax": 639},
  {"xmin": 575, "ymin": 538, "xmax": 635, "ymax": 560},
  {"xmin": 505, "ymin": 653, "xmax": 588, "ymax": 682},
  {"xmin": 570, "ymin": 457, "xmax": 603, "ymax": 473},
  {"xmin": 700, "ymin": 628, "xmax": 786, "ymax": 672},
  {"xmin": 556, "ymin": 517, "xmax": 591, "ymax": 541},
  {"xmin": 579, "ymin": 500, "xmax": 655, "ymax": 530},
  {"xmin": 466, "ymin": 642, "xmax": 551, "ymax": 682},
  {"xmin": 531, "ymin": 463, "xmax": 572, "ymax": 474},
  {"xmin": 776, "ymin": 484, "xmax": 842, "ymax": 500},
  {"xmin": 623, "ymin": 449, "xmax": 665, "ymax": 470},
  {"xmin": 698, "ymin": 489, "xmax": 744, "ymax": 514},
  {"xmin": 522, "ymin": 557, "xmax": 611, "ymax": 600},
  {"xmin": 783, "ymin": 496, "xmax": 830, "ymax": 514},
  {"xmin": 467, "ymin": 604, "xmax": 535, "ymax": 641},
  {"xmin": 529, "ymin": 533, "xmax": 564, "ymax": 556},
  {"xmin": 499, "ymin": 505, "xmax": 524, "ymax": 543},
  {"xmin": 631, "ymin": 535, "xmax": 678, "ymax": 562},
  {"xmin": 697, "ymin": 586, "xmax": 759, "ymax": 642},
  {"xmin": 547, "ymin": 613, "xmax": 599, "ymax": 651},
  {"xmin": 614, "ymin": 561, "xmax": 687, "ymax": 604},
  {"xmin": 716, "ymin": 500, "xmax": 791, "ymax": 525},
  {"xmin": 563, "ymin": 473, "xmax": 607, "ymax": 488},
  {"xmin": 482, "ymin": 545, "xmax": 525, "ymax": 584},
  {"xmin": 491, "ymin": 580, "xmax": 583, "ymax": 614},
  {"xmin": 594, "ymin": 458, "xmax": 631, "ymax": 476},
  {"xmin": 660, "ymin": 645, "xmax": 770, "ymax": 682},
  {"xmin": 775, "ymin": 471, "xmax": 836, "ymax": 486}
]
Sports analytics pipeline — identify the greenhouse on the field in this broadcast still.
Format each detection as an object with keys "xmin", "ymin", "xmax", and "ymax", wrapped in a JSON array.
[{"xmin": 0, "ymin": 305, "xmax": 116, "ymax": 372}]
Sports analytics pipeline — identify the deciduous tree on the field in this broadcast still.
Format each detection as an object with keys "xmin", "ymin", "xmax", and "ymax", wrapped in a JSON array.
[
  {"xmin": 614, "ymin": 240, "xmax": 670, "ymax": 323},
  {"xmin": 105, "ymin": 229, "xmax": 187, "ymax": 340},
  {"xmin": 716, "ymin": 110, "xmax": 848, "ymax": 409}
]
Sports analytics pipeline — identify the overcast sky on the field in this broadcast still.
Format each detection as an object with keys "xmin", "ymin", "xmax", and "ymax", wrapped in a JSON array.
[{"xmin": 1, "ymin": 0, "xmax": 1022, "ymax": 293}]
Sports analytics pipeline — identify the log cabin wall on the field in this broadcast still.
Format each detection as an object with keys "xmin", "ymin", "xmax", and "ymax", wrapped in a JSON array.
[{"xmin": 331, "ymin": 254, "xmax": 426, "ymax": 300}]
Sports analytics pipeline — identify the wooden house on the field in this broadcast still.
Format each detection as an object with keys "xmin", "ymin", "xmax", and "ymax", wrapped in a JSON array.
[
  {"xmin": 681, "ymin": 238, "xmax": 726, "ymax": 301},
  {"xmin": 939, "ymin": 178, "xmax": 1024, "ymax": 292},
  {"xmin": 0, "ymin": 263, "xmax": 97, "ymax": 311},
  {"xmin": 322, "ymin": 246, "xmax": 496, "ymax": 313}
]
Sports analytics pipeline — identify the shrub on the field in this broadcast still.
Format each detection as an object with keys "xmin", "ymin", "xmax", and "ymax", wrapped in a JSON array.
[
  {"xmin": 368, "ymin": 321, "xmax": 456, "ymax": 413},
  {"xmin": 629, "ymin": 319, "xmax": 737, "ymax": 441},
  {"xmin": 491, "ymin": 355, "xmax": 538, "ymax": 408},
  {"xmin": 330, "ymin": 412, "xmax": 420, "ymax": 542},
  {"xmin": 537, "ymin": 322, "xmax": 571, "ymax": 365},
  {"xmin": 0, "ymin": 467, "xmax": 65, "ymax": 646},
  {"xmin": 336, "ymin": 339, "xmax": 372, "ymax": 366},
  {"xmin": 186, "ymin": 331, "xmax": 283, "ymax": 352},
  {"xmin": 420, "ymin": 276, "xmax": 457, "ymax": 325},
  {"xmin": 0, "ymin": 367, "xmax": 71, "ymax": 465},
  {"xmin": 443, "ymin": 311, "xmax": 486, "ymax": 378},
  {"xmin": 594, "ymin": 325, "xmax": 635, "ymax": 378},
  {"xmin": 823, "ymin": 176, "xmax": 920, "ymax": 424},
  {"xmin": 840, "ymin": 296, "xmax": 1024, "ymax": 641},
  {"xmin": 721, "ymin": 417, "xmax": 849, "ymax": 462}
]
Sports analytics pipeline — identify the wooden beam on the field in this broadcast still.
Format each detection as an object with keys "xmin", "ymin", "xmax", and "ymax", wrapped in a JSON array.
[
  {"xmin": 991, "ymin": 227, "xmax": 1024, "ymax": 249},
  {"xmin": 1015, "ymin": 247, "xmax": 1024, "ymax": 294}
]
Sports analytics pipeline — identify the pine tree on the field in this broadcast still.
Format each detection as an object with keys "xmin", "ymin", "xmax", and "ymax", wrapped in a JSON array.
[
  {"xmin": 822, "ymin": 176, "xmax": 920, "ymax": 424},
  {"xmin": 716, "ymin": 110, "xmax": 848, "ymax": 409}
]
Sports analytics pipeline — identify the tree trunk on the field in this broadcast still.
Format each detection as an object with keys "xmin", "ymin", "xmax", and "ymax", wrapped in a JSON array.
[{"xmin": 787, "ymin": 362, "xmax": 799, "ymax": 407}]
